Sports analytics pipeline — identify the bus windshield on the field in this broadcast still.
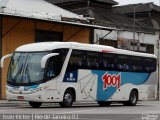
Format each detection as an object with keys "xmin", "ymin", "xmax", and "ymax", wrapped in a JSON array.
[{"xmin": 7, "ymin": 52, "xmax": 49, "ymax": 86}]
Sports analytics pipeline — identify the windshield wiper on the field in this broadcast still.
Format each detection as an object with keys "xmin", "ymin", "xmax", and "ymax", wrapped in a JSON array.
[
  {"xmin": 13, "ymin": 64, "xmax": 23, "ymax": 82},
  {"xmin": 23, "ymin": 64, "xmax": 31, "ymax": 83}
]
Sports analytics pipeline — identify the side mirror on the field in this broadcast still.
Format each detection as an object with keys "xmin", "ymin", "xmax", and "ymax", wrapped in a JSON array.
[
  {"xmin": 41, "ymin": 53, "xmax": 59, "ymax": 68},
  {"xmin": 1, "ymin": 54, "xmax": 13, "ymax": 68}
]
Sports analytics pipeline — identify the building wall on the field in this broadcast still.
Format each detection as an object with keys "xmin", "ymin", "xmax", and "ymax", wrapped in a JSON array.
[
  {"xmin": 94, "ymin": 29, "xmax": 158, "ymax": 54},
  {"xmin": 2, "ymin": 17, "xmax": 35, "ymax": 98},
  {"xmin": 1, "ymin": 16, "xmax": 90, "ymax": 98}
]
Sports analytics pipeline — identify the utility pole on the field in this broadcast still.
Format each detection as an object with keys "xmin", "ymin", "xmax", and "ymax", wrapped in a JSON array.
[
  {"xmin": 132, "ymin": 4, "xmax": 142, "ymax": 51},
  {"xmin": 158, "ymin": 41, "xmax": 160, "ymax": 100},
  {"xmin": 133, "ymin": 7, "xmax": 136, "ymax": 51}
]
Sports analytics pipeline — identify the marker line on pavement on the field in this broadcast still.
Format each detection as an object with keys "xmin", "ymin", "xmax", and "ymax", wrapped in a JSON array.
[
  {"xmin": 62, "ymin": 108, "xmax": 100, "ymax": 114},
  {"xmin": 0, "ymin": 110, "xmax": 8, "ymax": 112}
]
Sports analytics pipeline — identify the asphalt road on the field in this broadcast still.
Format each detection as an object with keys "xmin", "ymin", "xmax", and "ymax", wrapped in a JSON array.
[{"xmin": 0, "ymin": 101, "xmax": 160, "ymax": 120}]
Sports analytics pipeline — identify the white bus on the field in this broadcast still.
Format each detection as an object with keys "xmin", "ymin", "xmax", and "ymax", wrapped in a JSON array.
[{"xmin": 1, "ymin": 42, "xmax": 157, "ymax": 107}]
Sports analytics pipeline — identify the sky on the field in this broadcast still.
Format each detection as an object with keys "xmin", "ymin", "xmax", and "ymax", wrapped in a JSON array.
[{"xmin": 116, "ymin": 0, "xmax": 159, "ymax": 5}]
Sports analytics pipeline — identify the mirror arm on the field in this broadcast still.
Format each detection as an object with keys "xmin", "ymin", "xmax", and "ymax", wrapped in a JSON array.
[{"xmin": 1, "ymin": 54, "xmax": 13, "ymax": 68}]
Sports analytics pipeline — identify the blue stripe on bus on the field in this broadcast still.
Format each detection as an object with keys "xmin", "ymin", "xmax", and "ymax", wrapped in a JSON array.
[{"xmin": 92, "ymin": 70, "xmax": 150, "ymax": 101}]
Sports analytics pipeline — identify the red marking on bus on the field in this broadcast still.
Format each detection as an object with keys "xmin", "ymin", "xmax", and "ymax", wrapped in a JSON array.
[
  {"xmin": 102, "ymin": 50, "xmax": 112, "ymax": 53},
  {"xmin": 102, "ymin": 72, "xmax": 121, "ymax": 90}
]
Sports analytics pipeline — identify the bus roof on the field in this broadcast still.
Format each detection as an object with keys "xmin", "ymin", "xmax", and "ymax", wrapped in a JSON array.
[{"xmin": 15, "ymin": 42, "xmax": 156, "ymax": 58}]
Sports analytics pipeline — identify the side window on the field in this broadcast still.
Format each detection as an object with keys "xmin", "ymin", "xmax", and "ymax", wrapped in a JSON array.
[
  {"xmin": 101, "ymin": 53, "xmax": 115, "ymax": 70},
  {"xmin": 67, "ymin": 50, "xmax": 85, "ymax": 72},
  {"xmin": 143, "ymin": 58, "xmax": 156, "ymax": 72},
  {"xmin": 86, "ymin": 52, "xmax": 100, "ymax": 70},
  {"xmin": 117, "ymin": 55, "xmax": 130, "ymax": 71},
  {"xmin": 46, "ymin": 49, "xmax": 68, "ymax": 79},
  {"xmin": 53, "ymin": 49, "xmax": 69, "ymax": 62},
  {"xmin": 131, "ymin": 57, "xmax": 142, "ymax": 72}
]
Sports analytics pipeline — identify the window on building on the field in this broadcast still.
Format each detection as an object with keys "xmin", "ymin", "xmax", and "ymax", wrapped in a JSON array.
[
  {"xmin": 146, "ymin": 44, "xmax": 154, "ymax": 54},
  {"xmin": 35, "ymin": 30, "xmax": 63, "ymax": 42},
  {"xmin": 99, "ymin": 39, "xmax": 118, "ymax": 48}
]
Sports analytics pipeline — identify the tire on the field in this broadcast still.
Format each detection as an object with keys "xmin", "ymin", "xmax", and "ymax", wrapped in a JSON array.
[
  {"xmin": 29, "ymin": 101, "xmax": 42, "ymax": 108},
  {"xmin": 124, "ymin": 90, "xmax": 138, "ymax": 106},
  {"xmin": 97, "ymin": 101, "xmax": 111, "ymax": 107},
  {"xmin": 59, "ymin": 90, "xmax": 74, "ymax": 107}
]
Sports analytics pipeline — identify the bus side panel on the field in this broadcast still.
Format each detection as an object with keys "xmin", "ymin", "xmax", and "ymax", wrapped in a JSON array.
[
  {"xmin": 61, "ymin": 69, "xmax": 98, "ymax": 102},
  {"xmin": 60, "ymin": 69, "xmax": 156, "ymax": 103},
  {"xmin": 44, "ymin": 79, "xmax": 62, "ymax": 102},
  {"xmin": 142, "ymin": 71, "xmax": 158, "ymax": 100},
  {"xmin": 91, "ymin": 70, "xmax": 150, "ymax": 101},
  {"xmin": 76, "ymin": 70, "xmax": 98, "ymax": 102}
]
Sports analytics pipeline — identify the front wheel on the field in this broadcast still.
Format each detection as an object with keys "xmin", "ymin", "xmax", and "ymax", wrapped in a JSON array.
[
  {"xmin": 59, "ymin": 90, "xmax": 74, "ymax": 107},
  {"xmin": 29, "ymin": 101, "xmax": 42, "ymax": 108}
]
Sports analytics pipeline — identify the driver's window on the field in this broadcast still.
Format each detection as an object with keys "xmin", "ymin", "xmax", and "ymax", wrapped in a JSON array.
[
  {"xmin": 47, "ymin": 56, "xmax": 61, "ymax": 78},
  {"xmin": 46, "ymin": 49, "xmax": 69, "ymax": 79}
]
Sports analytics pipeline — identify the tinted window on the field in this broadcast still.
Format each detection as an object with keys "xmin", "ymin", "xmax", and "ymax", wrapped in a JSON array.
[
  {"xmin": 101, "ymin": 53, "xmax": 115, "ymax": 70},
  {"xmin": 131, "ymin": 57, "xmax": 142, "ymax": 72},
  {"xmin": 67, "ymin": 50, "xmax": 85, "ymax": 71},
  {"xmin": 86, "ymin": 52, "xmax": 100, "ymax": 69},
  {"xmin": 67, "ymin": 50, "xmax": 156, "ymax": 73},
  {"xmin": 143, "ymin": 58, "xmax": 156, "ymax": 72},
  {"xmin": 117, "ymin": 55, "xmax": 130, "ymax": 71},
  {"xmin": 46, "ymin": 49, "xmax": 68, "ymax": 79}
]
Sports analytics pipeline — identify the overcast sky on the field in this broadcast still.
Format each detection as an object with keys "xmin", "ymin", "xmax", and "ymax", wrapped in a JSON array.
[{"xmin": 116, "ymin": 0, "xmax": 159, "ymax": 5}]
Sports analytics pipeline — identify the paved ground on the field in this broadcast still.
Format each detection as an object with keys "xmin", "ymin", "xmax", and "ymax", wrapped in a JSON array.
[{"xmin": 0, "ymin": 100, "xmax": 160, "ymax": 120}]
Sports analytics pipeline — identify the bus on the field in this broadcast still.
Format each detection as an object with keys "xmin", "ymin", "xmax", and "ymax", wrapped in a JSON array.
[{"xmin": 1, "ymin": 42, "xmax": 157, "ymax": 107}]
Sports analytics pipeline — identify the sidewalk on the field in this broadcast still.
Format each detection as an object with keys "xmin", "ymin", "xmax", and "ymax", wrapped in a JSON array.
[
  {"xmin": 0, "ymin": 100, "xmax": 99, "ymax": 107},
  {"xmin": 0, "ymin": 100, "xmax": 28, "ymax": 107}
]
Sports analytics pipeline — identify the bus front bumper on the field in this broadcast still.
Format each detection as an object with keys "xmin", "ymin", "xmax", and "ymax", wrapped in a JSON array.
[{"xmin": 6, "ymin": 90, "xmax": 45, "ymax": 102}]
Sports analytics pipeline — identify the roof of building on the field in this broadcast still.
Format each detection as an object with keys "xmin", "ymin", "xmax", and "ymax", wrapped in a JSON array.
[
  {"xmin": 113, "ymin": 2, "xmax": 160, "ymax": 30},
  {"xmin": 0, "ymin": 0, "xmax": 118, "ymax": 31},
  {"xmin": 64, "ymin": 6, "xmax": 156, "ymax": 33},
  {"xmin": 45, "ymin": 0, "xmax": 118, "ymax": 5},
  {"xmin": 0, "ymin": 0, "xmax": 86, "ymax": 21},
  {"xmin": 114, "ymin": 2, "xmax": 160, "ymax": 14},
  {"xmin": 45, "ymin": 0, "xmax": 156, "ymax": 33}
]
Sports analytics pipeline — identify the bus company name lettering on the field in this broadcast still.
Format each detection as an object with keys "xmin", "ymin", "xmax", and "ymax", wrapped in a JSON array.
[{"xmin": 102, "ymin": 72, "xmax": 121, "ymax": 90}]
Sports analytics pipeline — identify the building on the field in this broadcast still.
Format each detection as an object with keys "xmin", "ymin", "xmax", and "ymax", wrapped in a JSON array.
[
  {"xmin": 114, "ymin": 2, "xmax": 160, "ymax": 54},
  {"xmin": 46, "ymin": 0, "xmax": 158, "ymax": 54}
]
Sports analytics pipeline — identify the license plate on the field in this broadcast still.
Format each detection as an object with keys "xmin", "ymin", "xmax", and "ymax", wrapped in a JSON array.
[{"xmin": 17, "ymin": 96, "xmax": 24, "ymax": 100}]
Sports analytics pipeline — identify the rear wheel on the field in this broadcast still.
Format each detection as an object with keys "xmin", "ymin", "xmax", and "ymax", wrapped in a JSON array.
[
  {"xmin": 123, "ymin": 90, "xmax": 138, "ymax": 106},
  {"xmin": 59, "ymin": 90, "xmax": 74, "ymax": 107},
  {"xmin": 29, "ymin": 101, "xmax": 42, "ymax": 108},
  {"xmin": 98, "ymin": 101, "xmax": 111, "ymax": 107}
]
